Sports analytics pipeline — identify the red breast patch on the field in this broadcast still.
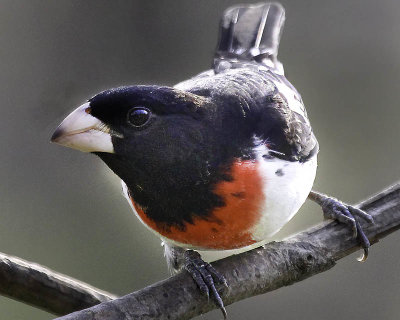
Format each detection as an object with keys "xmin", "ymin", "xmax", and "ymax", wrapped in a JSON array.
[{"xmin": 130, "ymin": 159, "xmax": 265, "ymax": 250}]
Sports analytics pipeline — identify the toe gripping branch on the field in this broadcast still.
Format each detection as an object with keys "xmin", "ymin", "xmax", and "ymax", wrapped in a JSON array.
[
  {"xmin": 184, "ymin": 250, "xmax": 228, "ymax": 319},
  {"xmin": 309, "ymin": 191, "xmax": 374, "ymax": 262}
]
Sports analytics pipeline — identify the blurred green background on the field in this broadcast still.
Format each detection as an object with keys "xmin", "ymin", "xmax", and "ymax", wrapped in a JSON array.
[{"xmin": 0, "ymin": 0, "xmax": 399, "ymax": 319}]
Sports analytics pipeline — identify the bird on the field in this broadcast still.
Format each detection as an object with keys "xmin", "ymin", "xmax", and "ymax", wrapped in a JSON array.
[{"xmin": 51, "ymin": 2, "xmax": 373, "ymax": 317}]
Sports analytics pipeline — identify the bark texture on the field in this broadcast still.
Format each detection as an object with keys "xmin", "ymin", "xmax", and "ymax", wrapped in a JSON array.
[{"xmin": 0, "ymin": 253, "xmax": 116, "ymax": 315}]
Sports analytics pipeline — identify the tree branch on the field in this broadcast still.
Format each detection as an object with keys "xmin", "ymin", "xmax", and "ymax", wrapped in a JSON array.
[
  {"xmin": 0, "ymin": 253, "xmax": 116, "ymax": 315},
  {"xmin": 51, "ymin": 182, "xmax": 400, "ymax": 320},
  {"xmin": 0, "ymin": 183, "xmax": 398, "ymax": 318}
]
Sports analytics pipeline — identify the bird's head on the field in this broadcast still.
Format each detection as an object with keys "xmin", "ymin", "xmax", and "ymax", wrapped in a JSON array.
[{"xmin": 51, "ymin": 86, "xmax": 217, "ymax": 187}]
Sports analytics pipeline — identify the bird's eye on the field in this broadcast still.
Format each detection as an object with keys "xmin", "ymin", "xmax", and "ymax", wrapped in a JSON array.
[{"xmin": 127, "ymin": 107, "xmax": 151, "ymax": 127}]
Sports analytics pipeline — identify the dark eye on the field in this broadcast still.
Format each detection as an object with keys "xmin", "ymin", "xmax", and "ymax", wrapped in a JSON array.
[{"xmin": 127, "ymin": 107, "xmax": 151, "ymax": 127}]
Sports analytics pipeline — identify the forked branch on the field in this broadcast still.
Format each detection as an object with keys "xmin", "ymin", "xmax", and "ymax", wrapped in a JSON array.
[{"xmin": 0, "ymin": 253, "xmax": 116, "ymax": 315}]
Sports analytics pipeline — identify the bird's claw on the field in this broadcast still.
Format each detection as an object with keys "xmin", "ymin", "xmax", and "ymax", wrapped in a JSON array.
[
  {"xmin": 184, "ymin": 250, "xmax": 228, "ymax": 318},
  {"xmin": 320, "ymin": 197, "xmax": 374, "ymax": 261}
]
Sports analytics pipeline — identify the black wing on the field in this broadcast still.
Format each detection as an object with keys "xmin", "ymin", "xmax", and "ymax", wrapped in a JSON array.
[{"xmin": 175, "ymin": 2, "xmax": 318, "ymax": 162}]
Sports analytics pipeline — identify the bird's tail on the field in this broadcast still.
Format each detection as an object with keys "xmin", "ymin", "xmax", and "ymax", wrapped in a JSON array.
[{"xmin": 214, "ymin": 2, "xmax": 285, "ymax": 71}]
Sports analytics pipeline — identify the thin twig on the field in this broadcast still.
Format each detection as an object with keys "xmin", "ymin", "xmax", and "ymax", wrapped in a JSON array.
[
  {"xmin": 51, "ymin": 182, "xmax": 400, "ymax": 320},
  {"xmin": 0, "ymin": 253, "xmax": 116, "ymax": 315}
]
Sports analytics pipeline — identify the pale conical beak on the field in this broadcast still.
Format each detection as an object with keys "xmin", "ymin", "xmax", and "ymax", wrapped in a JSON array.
[{"xmin": 51, "ymin": 102, "xmax": 115, "ymax": 153}]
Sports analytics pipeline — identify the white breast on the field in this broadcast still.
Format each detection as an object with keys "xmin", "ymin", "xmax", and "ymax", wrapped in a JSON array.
[{"xmin": 250, "ymin": 139, "xmax": 317, "ymax": 242}]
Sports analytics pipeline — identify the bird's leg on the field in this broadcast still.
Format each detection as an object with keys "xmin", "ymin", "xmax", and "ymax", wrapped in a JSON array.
[
  {"xmin": 308, "ymin": 190, "xmax": 374, "ymax": 261},
  {"xmin": 184, "ymin": 250, "xmax": 228, "ymax": 317},
  {"xmin": 163, "ymin": 243, "xmax": 228, "ymax": 318}
]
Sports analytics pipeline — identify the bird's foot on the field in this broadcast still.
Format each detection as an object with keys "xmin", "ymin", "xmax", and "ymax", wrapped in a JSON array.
[
  {"xmin": 184, "ymin": 250, "xmax": 228, "ymax": 319},
  {"xmin": 309, "ymin": 191, "xmax": 374, "ymax": 262}
]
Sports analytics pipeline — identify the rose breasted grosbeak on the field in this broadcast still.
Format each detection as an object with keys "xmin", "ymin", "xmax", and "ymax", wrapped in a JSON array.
[{"xmin": 51, "ymin": 3, "xmax": 373, "ymax": 317}]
